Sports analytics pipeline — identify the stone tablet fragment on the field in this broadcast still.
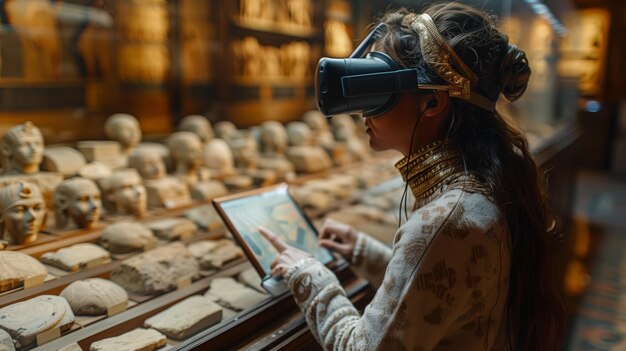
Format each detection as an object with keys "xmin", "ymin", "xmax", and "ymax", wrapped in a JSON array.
[
  {"xmin": 0, "ymin": 295, "xmax": 74, "ymax": 348},
  {"xmin": 0, "ymin": 251, "xmax": 48, "ymax": 293},
  {"xmin": 184, "ymin": 205, "xmax": 223, "ymax": 231},
  {"xmin": 144, "ymin": 295, "xmax": 222, "ymax": 340},
  {"xmin": 204, "ymin": 277, "xmax": 269, "ymax": 311},
  {"xmin": 237, "ymin": 267, "xmax": 265, "ymax": 293},
  {"xmin": 61, "ymin": 278, "xmax": 128, "ymax": 316},
  {"xmin": 40, "ymin": 243, "xmax": 110, "ymax": 272},
  {"xmin": 111, "ymin": 242, "xmax": 199, "ymax": 295},
  {"xmin": 0, "ymin": 329, "xmax": 15, "ymax": 351},
  {"xmin": 187, "ymin": 239, "xmax": 244, "ymax": 269},
  {"xmin": 147, "ymin": 218, "xmax": 197, "ymax": 241},
  {"xmin": 100, "ymin": 222, "xmax": 157, "ymax": 253},
  {"xmin": 89, "ymin": 328, "xmax": 166, "ymax": 351}
]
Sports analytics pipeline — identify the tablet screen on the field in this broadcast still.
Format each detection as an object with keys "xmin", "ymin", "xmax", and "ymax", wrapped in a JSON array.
[{"xmin": 215, "ymin": 184, "xmax": 334, "ymax": 275}]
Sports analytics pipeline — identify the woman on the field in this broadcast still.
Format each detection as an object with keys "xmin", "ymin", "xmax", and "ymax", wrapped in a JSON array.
[{"xmin": 259, "ymin": 3, "xmax": 566, "ymax": 350}]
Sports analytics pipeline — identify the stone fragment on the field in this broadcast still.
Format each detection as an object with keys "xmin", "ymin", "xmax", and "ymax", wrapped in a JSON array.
[
  {"xmin": 61, "ymin": 278, "xmax": 128, "ymax": 316},
  {"xmin": 184, "ymin": 205, "xmax": 223, "ymax": 231},
  {"xmin": 0, "ymin": 251, "xmax": 48, "ymax": 293},
  {"xmin": 204, "ymin": 277, "xmax": 269, "ymax": 311},
  {"xmin": 190, "ymin": 180, "xmax": 229, "ymax": 201},
  {"xmin": 40, "ymin": 243, "xmax": 110, "ymax": 272},
  {"xmin": 41, "ymin": 147, "xmax": 87, "ymax": 177},
  {"xmin": 0, "ymin": 329, "xmax": 15, "ymax": 351},
  {"xmin": 147, "ymin": 218, "xmax": 197, "ymax": 241},
  {"xmin": 111, "ymin": 242, "xmax": 199, "ymax": 295},
  {"xmin": 0, "ymin": 295, "xmax": 74, "ymax": 348},
  {"xmin": 77, "ymin": 141, "xmax": 121, "ymax": 163},
  {"xmin": 144, "ymin": 295, "xmax": 222, "ymax": 340},
  {"xmin": 100, "ymin": 222, "xmax": 157, "ymax": 253},
  {"xmin": 89, "ymin": 328, "xmax": 166, "ymax": 351},
  {"xmin": 237, "ymin": 267, "xmax": 264, "ymax": 293},
  {"xmin": 78, "ymin": 162, "xmax": 112, "ymax": 181},
  {"xmin": 222, "ymin": 175, "xmax": 253, "ymax": 191},
  {"xmin": 187, "ymin": 239, "xmax": 244, "ymax": 269}
]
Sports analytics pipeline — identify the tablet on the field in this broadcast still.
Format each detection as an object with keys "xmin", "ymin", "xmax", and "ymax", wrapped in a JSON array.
[{"xmin": 212, "ymin": 183, "xmax": 334, "ymax": 278}]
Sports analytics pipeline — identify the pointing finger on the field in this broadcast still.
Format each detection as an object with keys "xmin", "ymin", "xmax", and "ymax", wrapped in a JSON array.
[{"xmin": 258, "ymin": 226, "xmax": 287, "ymax": 253}]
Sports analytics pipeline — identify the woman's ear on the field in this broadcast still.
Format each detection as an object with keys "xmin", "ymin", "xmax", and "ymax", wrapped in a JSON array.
[{"xmin": 420, "ymin": 91, "xmax": 450, "ymax": 118}]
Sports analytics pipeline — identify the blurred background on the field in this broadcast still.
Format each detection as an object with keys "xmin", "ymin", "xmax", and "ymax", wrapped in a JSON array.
[{"xmin": 0, "ymin": 0, "xmax": 624, "ymax": 349}]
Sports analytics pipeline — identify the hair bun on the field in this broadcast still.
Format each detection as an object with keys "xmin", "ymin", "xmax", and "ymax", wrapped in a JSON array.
[{"xmin": 499, "ymin": 44, "xmax": 531, "ymax": 102}]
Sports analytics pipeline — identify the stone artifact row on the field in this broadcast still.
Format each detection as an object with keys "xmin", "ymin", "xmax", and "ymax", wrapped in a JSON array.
[{"xmin": 0, "ymin": 111, "xmax": 369, "ymax": 247}]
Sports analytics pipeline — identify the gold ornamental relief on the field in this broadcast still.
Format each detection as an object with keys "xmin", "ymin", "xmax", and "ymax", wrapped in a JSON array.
[
  {"xmin": 117, "ymin": 44, "xmax": 169, "ymax": 83},
  {"xmin": 116, "ymin": 3, "xmax": 169, "ymax": 42}
]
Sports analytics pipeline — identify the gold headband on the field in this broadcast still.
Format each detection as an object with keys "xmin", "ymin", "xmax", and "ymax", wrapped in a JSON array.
[{"xmin": 406, "ymin": 13, "xmax": 496, "ymax": 112}]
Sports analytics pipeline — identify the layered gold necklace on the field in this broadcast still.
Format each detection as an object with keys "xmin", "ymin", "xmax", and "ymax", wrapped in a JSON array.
[{"xmin": 395, "ymin": 139, "xmax": 465, "ymax": 208}]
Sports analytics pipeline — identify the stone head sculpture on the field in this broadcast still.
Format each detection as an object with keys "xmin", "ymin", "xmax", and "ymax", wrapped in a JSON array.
[
  {"xmin": 286, "ymin": 122, "xmax": 313, "ymax": 146},
  {"xmin": 230, "ymin": 134, "xmax": 258, "ymax": 169},
  {"xmin": 100, "ymin": 169, "xmax": 146, "ymax": 218},
  {"xmin": 54, "ymin": 178, "xmax": 102, "ymax": 230},
  {"xmin": 179, "ymin": 115, "xmax": 214, "ymax": 144},
  {"xmin": 0, "ymin": 182, "xmax": 45, "ymax": 245},
  {"xmin": 331, "ymin": 114, "xmax": 358, "ymax": 141},
  {"xmin": 0, "ymin": 121, "xmax": 44, "ymax": 175},
  {"xmin": 104, "ymin": 114, "xmax": 142, "ymax": 154},
  {"xmin": 214, "ymin": 121, "xmax": 238, "ymax": 141},
  {"xmin": 259, "ymin": 121, "xmax": 288, "ymax": 156},
  {"xmin": 302, "ymin": 110, "xmax": 329, "ymax": 132},
  {"xmin": 128, "ymin": 148, "xmax": 166, "ymax": 180},
  {"xmin": 203, "ymin": 139, "xmax": 234, "ymax": 177},
  {"xmin": 167, "ymin": 132, "xmax": 203, "ymax": 176}
]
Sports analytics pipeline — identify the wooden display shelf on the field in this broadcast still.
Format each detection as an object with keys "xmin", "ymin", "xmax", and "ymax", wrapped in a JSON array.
[{"xmin": 232, "ymin": 17, "xmax": 319, "ymax": 38}]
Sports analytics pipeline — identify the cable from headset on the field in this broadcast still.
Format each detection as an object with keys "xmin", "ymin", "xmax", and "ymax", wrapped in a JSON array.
[{"xmin": 398, "ymin": 104, "xmax": 430, "ymax": 227}]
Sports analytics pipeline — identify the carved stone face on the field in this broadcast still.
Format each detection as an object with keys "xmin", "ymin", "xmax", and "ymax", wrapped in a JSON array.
[
  {"xmin": 260, "ymin": 122, "xmax": 288, "ymax": 155},
  {"xmin": 0, "ymin": 183, "xmax": 45, "ymax": 245},
  {"xmin": 105, "ymin": 114, "xmax": 142, "ymax": 152},
  {"xmin": 104, "ymin": 171, "xmax": 146, "ymax": 218},
  {"xmin": 168, "ymin": 132, "xmax": 203, "ymax": 172},
  {"xmin": 0, "ymin": 122, "xmax": 44, "ymax": 174},
  {"xmin": 129, "ymin": 149, "xmax": 166, "ymax": 180},
  {"xmin": 54, "ymin": 178, "xmax": 102, "ymax": 230},
  {"xmin": 179, "ymin": 115, "xmax": 214, "ymax": 144}
]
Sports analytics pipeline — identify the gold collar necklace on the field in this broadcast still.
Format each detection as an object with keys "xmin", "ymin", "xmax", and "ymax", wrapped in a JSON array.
[{"xmin": 394, "ymin": 139, "xmax": 465, "ymax": 208}]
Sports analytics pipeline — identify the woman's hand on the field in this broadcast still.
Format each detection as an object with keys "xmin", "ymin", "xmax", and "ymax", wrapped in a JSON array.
[
  {"xmin": 258, "ymin": 226, "xmax": 312, "ymax": 277},
  {"xmin": 318, "ymin": 219, "xmax": 359, "ymax": 260}
]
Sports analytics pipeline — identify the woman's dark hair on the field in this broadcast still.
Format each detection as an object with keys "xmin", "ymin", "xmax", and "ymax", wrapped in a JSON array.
[{"xmin": 376, "ymin": 3, "xmax": 566, "ymax": 350}]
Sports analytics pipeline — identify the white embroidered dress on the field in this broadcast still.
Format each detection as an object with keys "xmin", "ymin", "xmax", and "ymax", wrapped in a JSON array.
[{"xmin": 284, "ymin": 140, "xmax": 511, "ymax": 350}]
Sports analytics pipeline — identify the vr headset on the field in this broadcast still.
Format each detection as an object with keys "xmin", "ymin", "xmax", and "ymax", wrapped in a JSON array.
[{"xmin": 316, "ymin": 23, "xmax": 448, "ymax": 118}]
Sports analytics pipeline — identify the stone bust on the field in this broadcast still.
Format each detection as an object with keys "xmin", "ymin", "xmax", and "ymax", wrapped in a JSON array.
[
  {"xmin": 128, "ymin": 148, "xmax": 166, "ymax": 180},
  {"xmin": 53, "ymin": 178, "xmax": 102, "ymax": 230},
  {"xmin": 167, "ymin": 132, "xmax": 204, "ymax": 182},
  {"xmin": 104, "ymin": 114, "xmax": 142, "ymax": 155},
  {"xmin": 0, "ymin": 182, "xmax": 45, "ymax": 245},
  {"xmin": 179, "ymin": 115, "xmax": 214, "ymax": 145},
  {"xmin": 214, "ymin": 121, "xmax": 238, "ymax": 141},
  {"xmin": 100, "ymin": 169, "xmax": 147, "ymax": 218},
  {"xmin": 203, "ymin": 138, "xmax": 235, "ymax": 178},
  {"xmin": 0, "ymin": 121, "xmax": 44, "ymax": 175},
  {"xmin": 287, "ymin": 121, "xmax": 314, "ymax": 146},
  {"xmin": 259, "ymin": 121, "xmax": 288, "ymax": 156}
]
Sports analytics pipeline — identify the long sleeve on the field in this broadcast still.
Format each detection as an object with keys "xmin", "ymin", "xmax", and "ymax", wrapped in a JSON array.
[
  {"xmin": 350, "ymin": 233, "xmax": 393, "ymax": 289},
  {"xmin": 285, "ymin": 190, "xmax": 509, "ymax": 351}
]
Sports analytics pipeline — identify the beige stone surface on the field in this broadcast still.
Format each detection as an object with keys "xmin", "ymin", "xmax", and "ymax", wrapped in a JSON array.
[
  {"xmin": 41, "ymin": 243, "xmax": 110, "ymax": 272},
  {"xmin": 42, "ymin": 147, "xmax": 87, "ymax": 177},
  {"xmin": 100, "ymin": 222, "xmax": 157, "ymax": 253},
  {"xmin": 222, "ymin": 175, "xmax": 253, "ymax": 190},
  {"xmin": 0, "ymin": 295, "xmax": 74, "ymax": 348},
  {"xmin": 61, "ymin": 278, "xmax": 128, "ymax": 316},
  {"xmin": 77, "ymin": 141, "xmax": 121, "ymax": 163},
  {"xmin": 286, "ymin": 146, "xmax": 332, "ymax": 173},
  {"xmin": 190, "ymin": 180, "xmax": 228, "ymax": 201},
  {"xmin": 0, "ymin": 172, "xmax": 62, "ymax": 195},
  {"xmin": 184, "ymin": 205, "xmax": 223, "ymax": 231},
  {"xmin": 0, "ymin": 251, "xmax": 48, "ymax": 293},
  {"xmin": 144, "ymin": 177, "xmax": 191, "ymax": 209},
  {"xmin": 0, "ymin": 329, "xmax": 15, "ymax": 351},
  {"xmin": 78, "ymin": 162, "xmax": 112, "ymax": 181},
  {"xmin": 89, "ymin": 328, "xmax": 166, "ymax": 351},
  {"xmin": 147, "ymin": 218, "xmax": 197, "ymax": 241},
  {"xmin": 187, "ymin": 239, "xmax": 243, "ymax": 270},
  {"xmin": 111, "ymin": 242, "xmax": 199, "ymax": 295},
  {"xmin": 237, "ymin": 267, "xmax": 264, "ymax": 293},
  {"xmin": 204, "ymin": 277, "xmax": 269, "ymax": 311},
  {"xmin": 144, "ymin": 295, "xmax": 222, "ymax": 340}
]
